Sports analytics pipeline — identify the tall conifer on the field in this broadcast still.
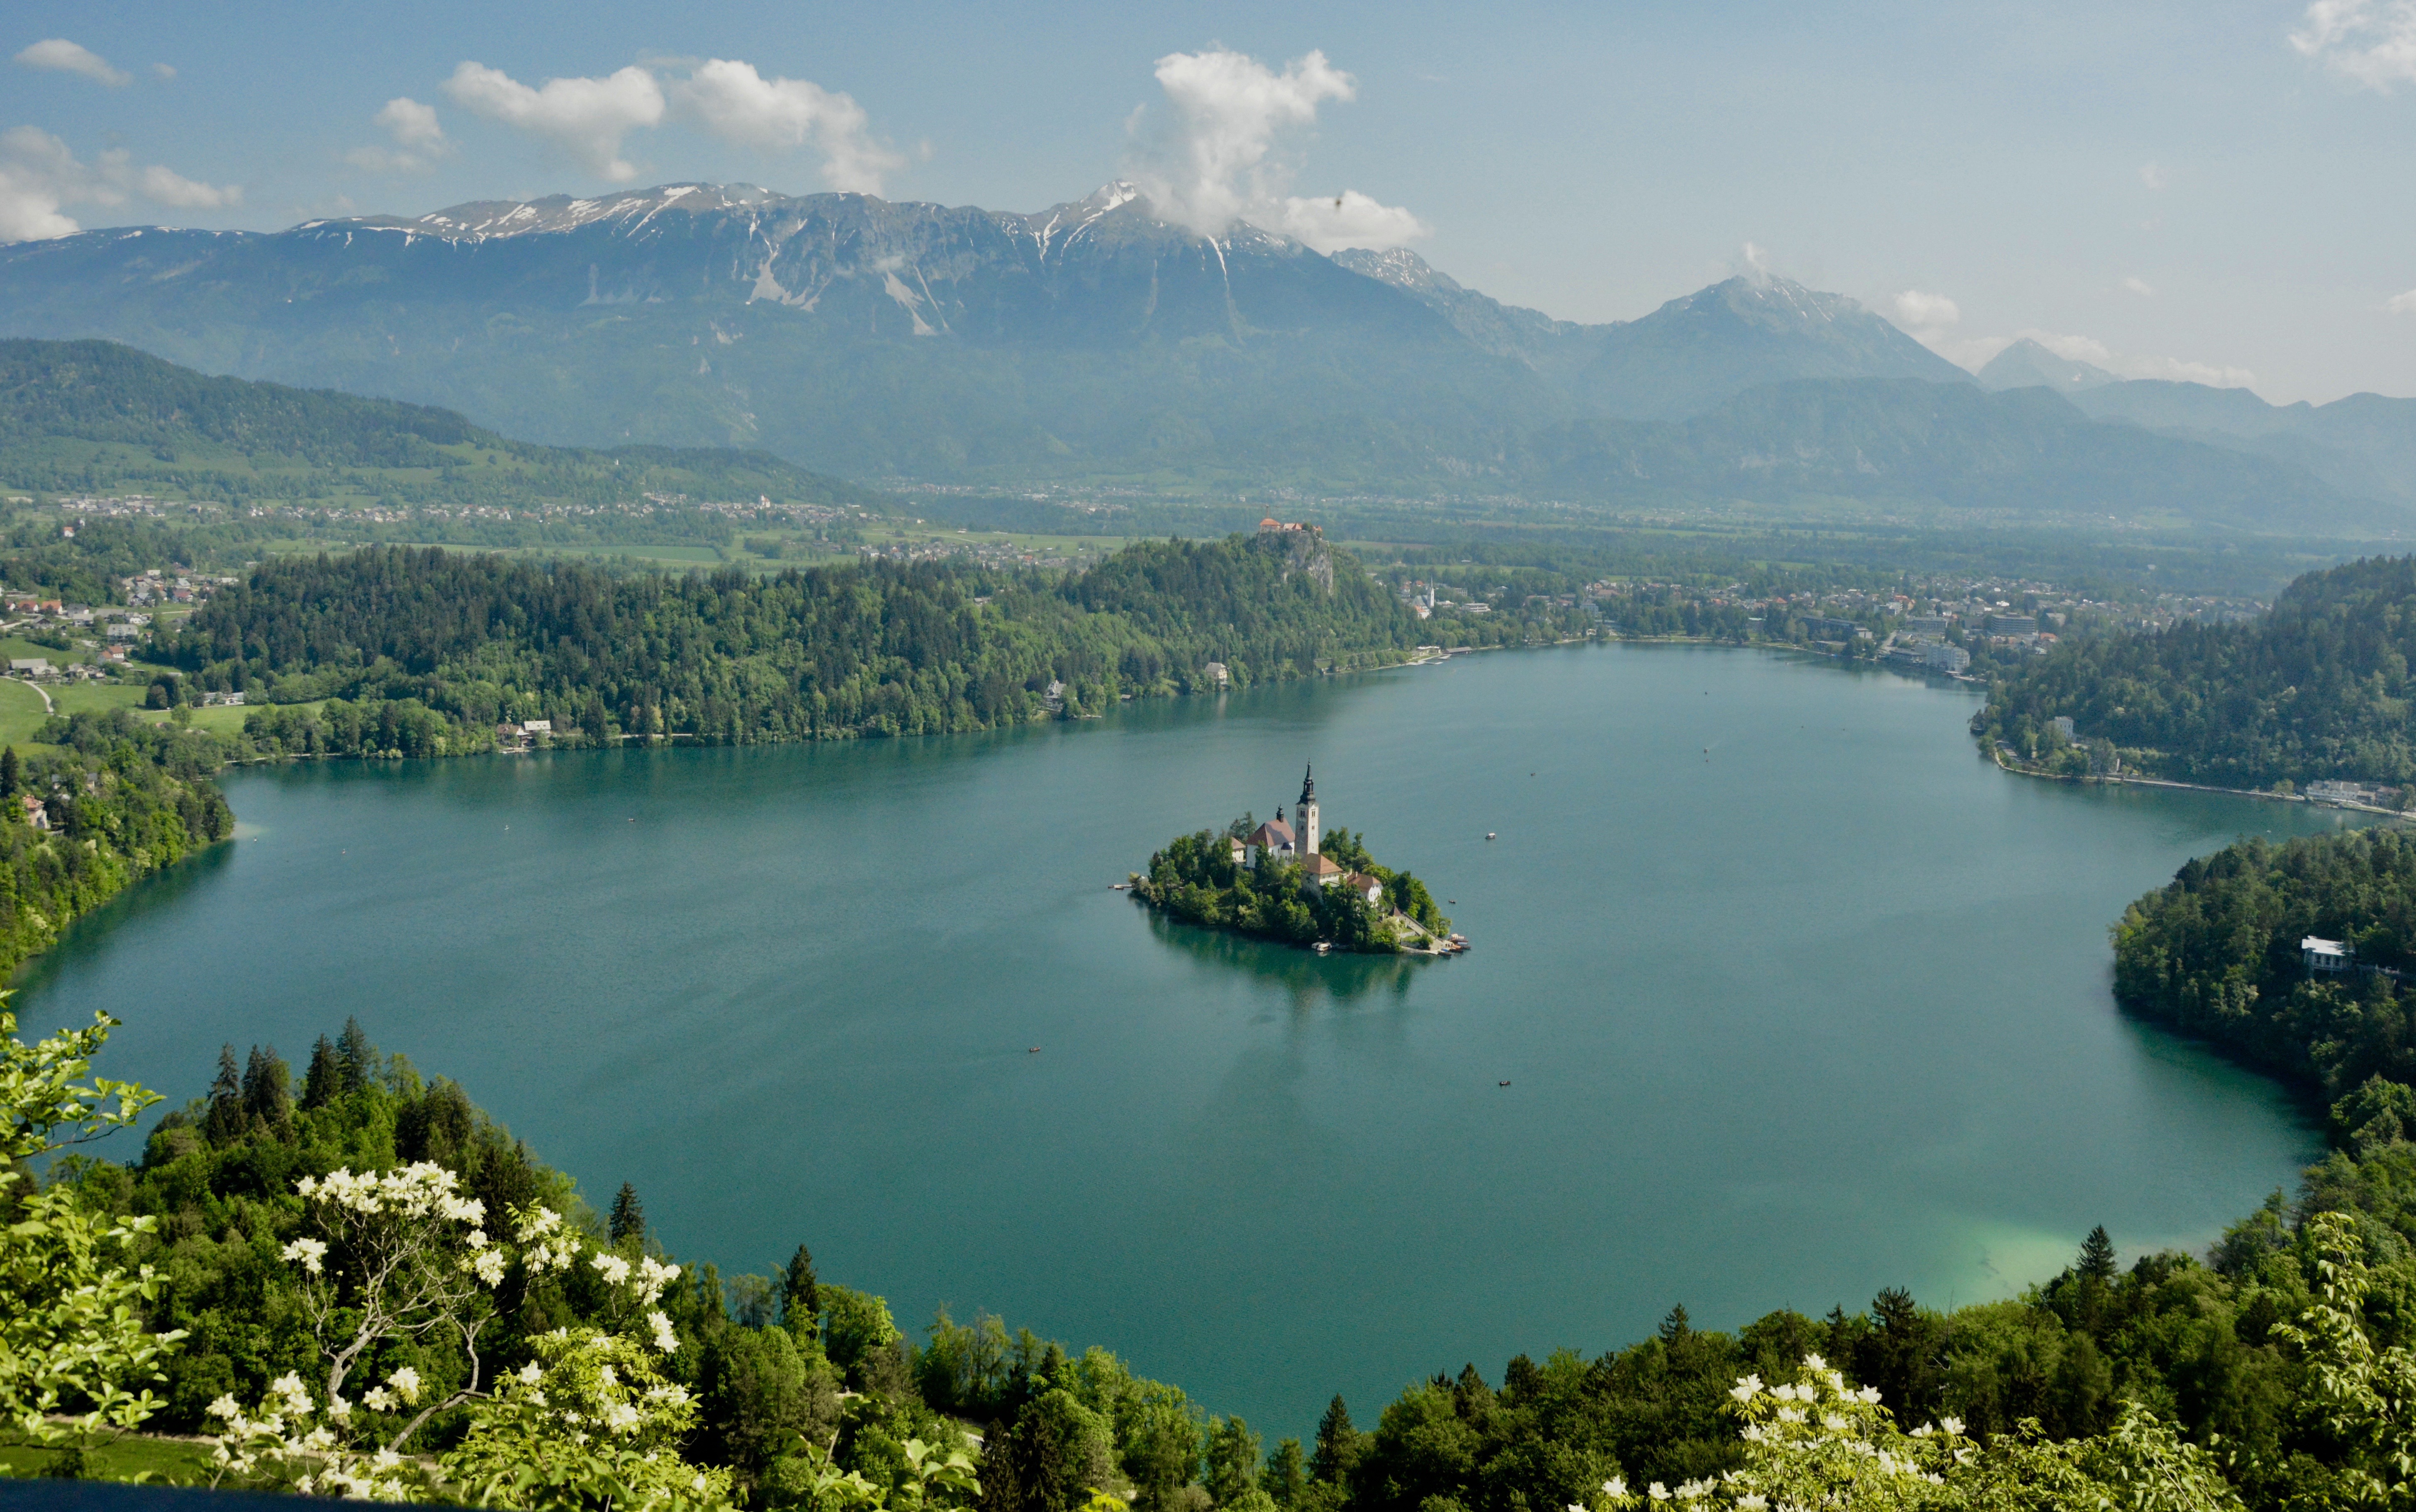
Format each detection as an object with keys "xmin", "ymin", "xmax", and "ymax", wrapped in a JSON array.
[
  {"xmin": 779, "ymin": 1244, "xmax": 820, "ymax": 1341},
  {"xmin": 203, "ymin": 1044, "xmax": 245, "ymax": 1145},
  {"xmin": 2078, "ymin": 1225, "xmax": 2117, "ymax": 1282},
  {"xmin": 301, "ymin": 1036, "xmax": 341, "ymax": 1109},
  {"xmin": 336, "ymin": 1016, "xmax": 374, "ymax": 1094},
  {"xmin": 608, "ymin": 1182, "xmax": 646, "ymax": 1245},
  {"xmin": 242, "ymin": 1044, "xmax": 291, "ymax": 1125},
  {"xmin": 1309, "ymin": 1396, "xmax": 1360, "ymax": 1486}
]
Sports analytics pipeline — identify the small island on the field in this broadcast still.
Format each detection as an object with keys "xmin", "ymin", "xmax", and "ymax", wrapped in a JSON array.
[{"xmin": 1129, "ymin": 765, "xmax": 1461, "ymax": 954}]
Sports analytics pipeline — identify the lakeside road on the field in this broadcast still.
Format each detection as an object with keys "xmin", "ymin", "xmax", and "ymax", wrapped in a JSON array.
[{"xmin": 1987, "ymin": 741, "xmax": 2411, "ymax": 819}]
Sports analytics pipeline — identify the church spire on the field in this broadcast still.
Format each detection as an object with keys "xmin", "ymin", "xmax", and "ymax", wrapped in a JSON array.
[{"xmin": 1299, "ymin": 763, "xmax": 1315, "ymax": 804}]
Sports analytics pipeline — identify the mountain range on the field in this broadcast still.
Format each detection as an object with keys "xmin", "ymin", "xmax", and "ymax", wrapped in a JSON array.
[{"xmin": 1, "ymin": 180, "xmax": 2410, "ymax": 534}]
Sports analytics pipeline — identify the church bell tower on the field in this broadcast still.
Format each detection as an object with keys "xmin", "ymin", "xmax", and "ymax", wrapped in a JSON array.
[{"xmin": 1295, "ymin": 764, "xmax": 1320, "ymax": 856}]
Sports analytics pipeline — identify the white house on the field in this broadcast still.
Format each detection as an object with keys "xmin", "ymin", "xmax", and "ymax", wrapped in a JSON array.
[
  {"xmin": 1302, "ymin": 853, "xmax": 1345, "ymax": 890},
  {"xmin": 2303, "ymin": 936, "xmax": 2353, "ymax": 974},
  {"xmin": 1340, "ymin": 872, "xmax": 1385, "ymax": 905}
]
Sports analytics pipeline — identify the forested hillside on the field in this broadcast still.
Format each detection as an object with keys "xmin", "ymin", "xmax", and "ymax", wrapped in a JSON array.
[
  {"xmin": 151, "ymin": 534, "xmax": 1535, "ymax": 749},
  {"xmin": 1978, "ymin": 554, "xmax": 2416, "ymax": 787},
  {"xmin": 0, "ymin": 716, "xmax": 231, "ymax": 975},
  {"xmin": 2111, "ymin": 826, "xmax": 2416, "ymax": 1098},
  {"xmin": 0, "ymin": 338, "xmax": 887, "ymax": 512}
]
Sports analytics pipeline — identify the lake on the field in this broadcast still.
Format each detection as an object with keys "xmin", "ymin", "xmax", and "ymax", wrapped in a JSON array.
[{"xmin": 15, "ymin": 643, "xmax": 2365, "ymax": 1439}]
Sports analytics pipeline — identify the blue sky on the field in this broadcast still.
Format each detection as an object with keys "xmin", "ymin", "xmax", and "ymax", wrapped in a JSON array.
[{"xmin": 5, "ymin": 0, "xmax": 2414, "ymax": 404}]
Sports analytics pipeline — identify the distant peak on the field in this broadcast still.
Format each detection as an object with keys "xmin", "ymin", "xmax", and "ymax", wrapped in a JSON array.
[{"xmin": 1331, "ymin": 246, "xmax": 1455, "ymax": 292}]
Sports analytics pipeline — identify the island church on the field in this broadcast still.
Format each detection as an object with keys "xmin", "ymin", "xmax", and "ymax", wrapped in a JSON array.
[{"xmin": 1230, "ymin": 766, "xmax": 1352, "ymax": 892}]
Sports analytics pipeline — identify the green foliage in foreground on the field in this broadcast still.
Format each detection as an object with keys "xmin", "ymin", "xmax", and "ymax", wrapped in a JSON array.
[
  {"xmin": 148, "ymin": 534, "xmax": 1522, "ymax": 748},
  {"xmin": 1131, "ymin": 824, "xmax": 1448, "ymax": 952},
  {"xmin": 1980, "ymin": 554, "xmax": 2416, "ymax": 788},
  {"xmin": 37, "ymin": 984, "xmax": 2416, "ymax": 1509}
]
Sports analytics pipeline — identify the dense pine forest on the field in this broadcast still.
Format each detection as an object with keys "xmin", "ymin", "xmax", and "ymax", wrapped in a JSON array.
[
  {"xmin": 1978, "ymin": 554, "xmax": 2416, "ymax": 788},
  {"xmin": 151, "ymin": 534, "xmax": 1531, "ymax": 750}
]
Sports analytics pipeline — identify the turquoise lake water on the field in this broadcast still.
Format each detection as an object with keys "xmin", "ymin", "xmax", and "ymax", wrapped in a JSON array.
[{"xmin": 14, "ymin": 643, "xmax": 2367, "ymax": 1438}]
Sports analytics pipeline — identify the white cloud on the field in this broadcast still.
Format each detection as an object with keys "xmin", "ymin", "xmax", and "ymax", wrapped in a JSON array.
[
  {"xmin": 443, "ymin": 61, "xmax": 665, "ymax": 181},
  {"xmin": 2005, "ymin": 328, "xmax": 2252, "ymax": 387},
  {"xmin": 2122, "ymin": 276, "xmax": 2156, "ymax": 297},
  {"xmin": 347, "ymin": 97, "xmax": 455, "ymax": 175},
  {"xmin": 0, "ymin": 126, "xmax": 103, "ymax": 240},
  {"xmin": 13, "ymin": 39, "xmax": 129, "ymax": 88},
  {"xmin": 379, "ymin": 97, "xmax": 448, "ymax": 150},
  {"xmin": 137, "ymin": 163, "xmax": 238, "ymax": 208},
  {"xmin": 2021, "ymin": 329, "xmax": 2118, "ymax": 365},
  {"xmin": 0, "ymin": 126, "xmax": 237, "ymax": 241},
  {"xmin": 1740, "ymin": 241, "xmax": 1773, "ymax": 277},
  {"xmin": 2124, "ymin": 354, "xmax": 2258, "ymax": 387},
  {"xmin": 2386, "ymin": 289, "xmax": 2416, "ymax": 313},
  {"xmin": 152, "ymin": 63, "xmax": 175, "ymax": 81},
  {"xmin": 675, "ymin": 58, "xmax": 902, "ymax": 193},
  {"xmin": 2291, "ymin": 0, "xmax": 2416, "ymax": 88},
  {"xmin": 1891, "ymin": 290, "xmax": 1961, "ymax": 328},
  {"xmin": 1126, "ymin": 46, "xmax": 1422, "ymax": 247},
  {"xmin": 2138, "ymin": 161, "xmax": 2167, "ymax": 190},
  {"xmin": 1274, "ymin": 190, "xmax": 1429, "ymax": 253}
]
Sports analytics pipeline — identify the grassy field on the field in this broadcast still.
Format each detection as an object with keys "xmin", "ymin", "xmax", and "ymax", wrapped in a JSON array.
[
  {"xmin": 0, "ymin": 634, "xmax": 88, "ymax": 666},
  {"xmin": 133, "ymin": 703, "xmax": 255, "ymax": 735},
  {"xmin": 0, "ymin": 676, "xmax": 50, "ymax": 747},
  {"xmin": 0, "ymin": 1431, "xmax": 217, "ymax": 1483},
  {"xmin": 53, "ymin": 682, "xmax": 149, "ymax": 719}
]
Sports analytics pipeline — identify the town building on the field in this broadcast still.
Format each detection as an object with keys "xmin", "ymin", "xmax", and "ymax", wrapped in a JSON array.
[
  {"xmin": 1240, "ymin": 817, "xmax": 1296, "ymax": 865},
  {"xmin": 1293, "ymin": 765, "xmax": 1320, "ymax": 857},
  {"xmin": 2304, "ymin": 936, "xmax": 2353, "ymax": 974}
]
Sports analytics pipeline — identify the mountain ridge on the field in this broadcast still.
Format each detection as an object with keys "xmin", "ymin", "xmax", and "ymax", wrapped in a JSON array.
[{"xmin": 0, "ymin": 180, "xmax": 2406, "ymax": 533}]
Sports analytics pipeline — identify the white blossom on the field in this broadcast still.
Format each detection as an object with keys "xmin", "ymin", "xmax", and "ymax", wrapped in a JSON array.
[
  {"xmin": 281, "ymin": 1236, "xmax": 329, "ymax": 1275},
  {"xmin": 387, "ymin": 1366, "xmax": 422, "ymax": 1404},
  {"xmin": 649, "ymin": 1310, "xmax": 678, "ymax": 1354},
  {"xmin": 518, "ymin": 1361, "xmax": 543, "ymax": 1385},
  {"xmin": 591, "ymin": 1252, "xmax": 632, "ymax": 1286}
]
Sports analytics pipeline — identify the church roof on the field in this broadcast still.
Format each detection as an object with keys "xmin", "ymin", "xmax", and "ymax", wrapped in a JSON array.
[
  {"xmin": 1305, "ymin": 853, "xmax": 1345, "ymax": 876},
  {"xmin": 1247, "ymin": 820, "xmax": 1295, "ymax": 848}
]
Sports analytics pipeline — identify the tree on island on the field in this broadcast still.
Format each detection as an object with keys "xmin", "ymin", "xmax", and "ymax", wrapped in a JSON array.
[{"xmin": 1132, "ymin": 824, "xmax": 1450, "ymax": 951}]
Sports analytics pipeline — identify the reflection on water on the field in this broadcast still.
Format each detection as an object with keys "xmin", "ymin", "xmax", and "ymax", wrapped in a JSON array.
[
  {"xmin": 1143, "ymin": 910, "xmax": 1428, "ymax": 1006},
  {"xmin": 13, "ymin": 841, "xmax": 237, "ymax": 999}
]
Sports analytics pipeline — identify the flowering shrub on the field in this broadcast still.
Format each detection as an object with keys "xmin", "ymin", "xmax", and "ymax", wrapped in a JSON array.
[
  {"xmin": 207, "ymin": 1160, "xmax": 700, "ymax": 1503},
  {"xmin": 0, "ymin": 1005, "xmax": 185, "ymax": 1451},
  {"xmin": 1570, "ymin": 1354, "xmax": 2240, "ymax": 1512},
  {"xmin": 441, "ymin": 1327, "xmax": 731, "ymax": 1511}
]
